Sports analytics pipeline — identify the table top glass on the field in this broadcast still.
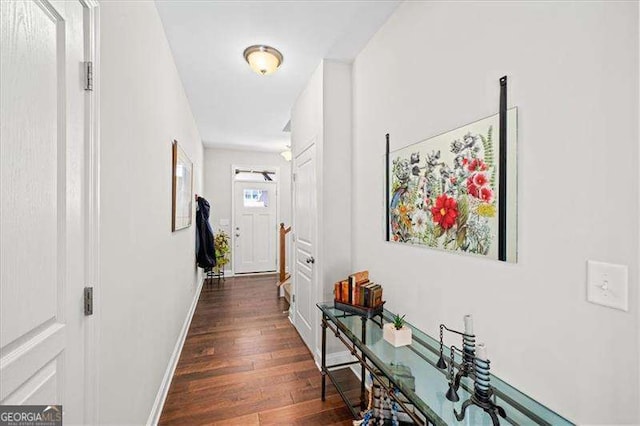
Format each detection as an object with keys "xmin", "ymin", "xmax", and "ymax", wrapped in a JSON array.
[{"xmin": 318, "ymin": 303, "xmax": 573, "ymax": 426}]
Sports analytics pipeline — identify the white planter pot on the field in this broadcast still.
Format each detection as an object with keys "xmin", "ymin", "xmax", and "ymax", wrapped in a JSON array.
[{"xmin": 383, "ymin": 323, "xmax": 412, "ymax": 347}]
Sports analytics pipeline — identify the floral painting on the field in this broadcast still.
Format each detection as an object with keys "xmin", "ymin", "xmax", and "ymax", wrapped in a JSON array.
[{"xmin": 388, "ymin": 109, "xmax": 517, "ymax": 262}]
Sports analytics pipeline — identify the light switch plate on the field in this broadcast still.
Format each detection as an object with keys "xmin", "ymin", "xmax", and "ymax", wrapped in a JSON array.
[
  {"xmin": 220, "ymin": 219, "xmax": 230, "ymax": 226},
  {"xmin": 587, "ymin": 260, "xmax": 628, "ymax": 311}
]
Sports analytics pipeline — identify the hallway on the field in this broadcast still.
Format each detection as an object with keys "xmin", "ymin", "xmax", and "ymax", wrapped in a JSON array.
[
  {"xmin": 1, "ymin": 1, "xmax": 638, "ymax": 424},
  {"xmin": 159, "ymin": 275, "xmax": 359, "ymax": 425}
]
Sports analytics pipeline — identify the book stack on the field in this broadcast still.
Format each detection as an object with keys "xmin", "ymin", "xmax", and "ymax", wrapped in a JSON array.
[{"xmin": 333, "ymin": 270, "xmax": 383, "ymax": 309}]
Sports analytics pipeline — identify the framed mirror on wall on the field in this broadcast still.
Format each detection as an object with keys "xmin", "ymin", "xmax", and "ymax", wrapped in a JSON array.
[{"xmin": 172, "ymin": 140, "xmax": 193, "ymax": 232}]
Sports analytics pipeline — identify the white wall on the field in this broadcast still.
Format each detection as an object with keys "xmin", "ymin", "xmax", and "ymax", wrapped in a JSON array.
[
  {"xmin": 202, "ymin": 147, "xmax": 292, "ymax": 274},
  {"xmin": 320, "ymin": 61, "xmax": 353, "ymax": 304},
  {"xmin": 99, "ymin": 2, "xmax": 204, "ymax": 424},
  {"xmin": 291, "ymin": 60, "xmax": 353, "ymax": 361},
  {"xmin": 352, "ymin": 1, "xmax": 639, "ymax": 424}
]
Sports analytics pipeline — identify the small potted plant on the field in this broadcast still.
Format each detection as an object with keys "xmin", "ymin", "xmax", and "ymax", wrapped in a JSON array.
[
  {"xmin": 383, "ymin": 314, "xmax": 412, "ymax": 347},
  {"xmin": 214, "ymin": 231, "xmax": 230, "ymax": 273}
]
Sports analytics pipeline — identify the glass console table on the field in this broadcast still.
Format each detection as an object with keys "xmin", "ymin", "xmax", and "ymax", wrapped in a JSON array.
[{"xmin": 318, "ymin": 302, "xmax": 573, "ymax": 426}]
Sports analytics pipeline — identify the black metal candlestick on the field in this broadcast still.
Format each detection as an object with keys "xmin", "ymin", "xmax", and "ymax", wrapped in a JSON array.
[
  {"xmin": 437, "ymin": 322, "xmax": 507, "ymax": 425},
  {"xmin": 454, "ymin": 353, "xmax": 506, "ymax": 426},
  {"xmin": 436, "ymin": 324, "xmax": 476, "ymax": 401}
]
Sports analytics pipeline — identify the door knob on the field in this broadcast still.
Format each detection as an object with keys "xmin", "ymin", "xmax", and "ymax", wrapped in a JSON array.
[{"xmin": 306, "ymin": 256, "xmax": 315, "ymax": 264}]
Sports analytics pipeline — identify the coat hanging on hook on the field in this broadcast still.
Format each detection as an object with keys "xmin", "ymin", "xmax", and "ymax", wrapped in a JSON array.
[{"xmin": 195, "ymin": 196, "xmax": 216, "ymax": 269}]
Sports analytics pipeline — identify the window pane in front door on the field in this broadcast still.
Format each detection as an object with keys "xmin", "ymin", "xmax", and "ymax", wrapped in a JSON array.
[{"xmin": 243, "ymin": 189, "xmax": 269, "ymax": 208}]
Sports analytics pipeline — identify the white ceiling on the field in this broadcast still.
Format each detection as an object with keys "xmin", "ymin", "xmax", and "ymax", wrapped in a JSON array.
[{"xmin": 156, "ymin": 1, "xmax": 400, "ymax": 152}]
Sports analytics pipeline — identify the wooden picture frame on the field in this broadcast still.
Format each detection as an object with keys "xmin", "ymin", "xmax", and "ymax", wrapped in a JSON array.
[{"xmin": 172, "ymin": 140, "xmax": 193, "ymax": 231}]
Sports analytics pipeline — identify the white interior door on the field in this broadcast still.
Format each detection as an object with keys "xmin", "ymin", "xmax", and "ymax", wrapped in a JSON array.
[
  {"xmin": 233, "ymin": 181, "xmax": 277, "ymax": 274},
  {"xmin": 292, "ymin": 145, "xmax": 316, "ymax": 351},
  {"xmin": 1, "ymin": 0, "xmax": 88, "ymax": 422}
]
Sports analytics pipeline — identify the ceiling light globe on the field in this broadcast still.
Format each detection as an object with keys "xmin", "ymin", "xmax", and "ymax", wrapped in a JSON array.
[
  {"xmin": 280, "ymin": 150, "xmax": 292, "ymax": 162},
  {"xmin": 244, "ymin": 45, "xmax": 283, "ymax": 75}
]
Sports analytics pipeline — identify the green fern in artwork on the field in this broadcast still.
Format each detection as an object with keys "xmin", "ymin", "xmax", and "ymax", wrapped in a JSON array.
[
  {"xmin": 480, "ymin": 126, "xmax": 496, "ymax": 188},
  {"xmin": 480, "ymin": 126, "xmax": 494, "ymax": 167}
]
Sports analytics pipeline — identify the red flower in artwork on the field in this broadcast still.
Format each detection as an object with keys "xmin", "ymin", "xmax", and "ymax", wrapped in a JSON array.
[
  {"xmin": 467, "ymin": 179, "xmax": 479, "ymax": 197},
  {"xmin": 431, "ymin": 195, "xmax": 458, "ymax": 229},
  {"xmin": 472, "ymin": 172, "xmax": 489, "ymax": 187},
  {"xmin": 467, "ymin": 172, "xmax": 490, "ymax": 199},
  {"xmin": 468, "ymin": 159, "xmax": 487, "ymax": 172},
  {"xmin": 479, "ymin": 187, "xmax": 494, "ymax": 203}
]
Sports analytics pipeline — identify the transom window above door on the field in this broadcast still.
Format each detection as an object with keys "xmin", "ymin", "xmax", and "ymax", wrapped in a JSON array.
[{"xmin": 234, "ymin": 168, "xmax": 277, "ymax": 182}]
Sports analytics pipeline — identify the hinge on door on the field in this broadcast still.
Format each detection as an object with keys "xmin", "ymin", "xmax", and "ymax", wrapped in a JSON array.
[
  {"xmin": 292, "ymin": 294, "xmax": 295, "ymax": 303},
  {"xmin": 292, "ymin": 173, "xmax": 296, "ymax": 182},
  {"xmin": 84, "ymin": 61, "xmax": 93, "ymax": 91},
  {"xmin": 84, "ymin": 287, "xmax": 93, "ymax": 316}
]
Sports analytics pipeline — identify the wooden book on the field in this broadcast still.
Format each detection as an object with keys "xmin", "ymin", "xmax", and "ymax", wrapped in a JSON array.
[
  {"xmin": 362, "ymin": 282, "xmax": 375, "ymax": 307},
  {"xmin": 373, "ymin": 286, "xmax": 383, "ymax": 307},
  {"xmin": 368, "ymin": 284, "xmax": 381, "ymax": 307},
  {"xmin": 349, "ymin": 270, "xmax": 369, "ymax": 286},
  {"xmin": 340, "ymin": 280, "xmax": 349, "ymax": 303}
]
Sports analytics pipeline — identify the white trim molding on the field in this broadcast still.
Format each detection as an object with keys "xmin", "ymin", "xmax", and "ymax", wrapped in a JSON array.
[
  {"xmin": 637, "ymin": 3, "xmax": 640, "ymax": 418},
  {"xmin": 80, "ymin": 1, "xmax": 100, "ymax": 424},
  {"xmin": 313, "ymin": 349, "xmax": 371, "ymax": 391},
  {"xmin": 146, "ymin": 277, "xmax": 204, "ymax": 426},
  {"xmin": 313, "ymin": 349, "xmax": 356, "ymax": 372}
]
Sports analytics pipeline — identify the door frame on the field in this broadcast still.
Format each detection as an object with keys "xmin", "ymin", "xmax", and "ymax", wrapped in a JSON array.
[
  {"xmin": 2, "ymin": 0, "xmax": 102, "ymax": 421},
  {"xmin": 80, "ymin": 1, "xmax": 100, "ymax": 424},
  {"xmin": 230, "ymin": 164, "xmax": 281, "ymax": 276}
]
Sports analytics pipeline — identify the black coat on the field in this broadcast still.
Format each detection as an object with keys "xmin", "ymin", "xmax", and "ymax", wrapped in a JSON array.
[{"xmin": 196, "ymin": 196, "xmax": 216, "ymax": 269}]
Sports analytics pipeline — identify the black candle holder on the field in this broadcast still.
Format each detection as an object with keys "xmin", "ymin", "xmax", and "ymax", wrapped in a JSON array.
[
  {"xmin": 454, "ymin": 353, "xmax": 506, "ymax": 426},
  {"xmin": 437, "ymin": 324, "xmax": 506, "ymax": 425},
  {"xmin": 436, "ymin": 324, "xmax": 476, "ymax": 401}
]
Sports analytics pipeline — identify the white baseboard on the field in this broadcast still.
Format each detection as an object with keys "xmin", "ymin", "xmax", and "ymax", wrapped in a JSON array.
[
  {"xmin": 314, "ymin": 349, "xmax": 372, "ymax": 390},
  {"xmin": 146, "ymin": 277, "xmax": 204, "ymax": 426},
  {"xmin": 313, "ymin": 349, "xmax": 356, "ymax": 371},
  {"xmin": 233, "ymin": 271, "xmax": 277, "ymax": 277}
]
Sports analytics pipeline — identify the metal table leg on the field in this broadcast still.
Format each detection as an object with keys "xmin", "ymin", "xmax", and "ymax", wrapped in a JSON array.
[
  {"xmin": 361, "ymin": 315, "xmax": 367, "ymax": 410},
  {"xmin": 321, "ymin": 313, "xmax": 327, "ymax": 401}
]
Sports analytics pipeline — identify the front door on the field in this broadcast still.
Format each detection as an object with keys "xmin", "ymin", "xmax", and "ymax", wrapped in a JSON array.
[
  {"xmin": 292, "ymin": 145, "xmax": 316, "ymax": 351},
  {"xmin": 0, "ymin": 1, "xmax": 89, "ymax": 423},
  {"xmin": 233, "ymin": 181, "xmax": 277, "ymax": 274}
]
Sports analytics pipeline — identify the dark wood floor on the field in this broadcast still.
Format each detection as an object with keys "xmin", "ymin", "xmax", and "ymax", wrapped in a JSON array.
[{"xmin": 159, "ymin": 274, "xmax": 360, "ymax": 425}]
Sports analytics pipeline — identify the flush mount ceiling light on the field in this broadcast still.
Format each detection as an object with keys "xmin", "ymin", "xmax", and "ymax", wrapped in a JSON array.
[
  {"xmin": 243, "ymin": 45, "xmax": 283, "ymax": 75},
  {"xmin": 280, "ymin": 149, "xmax": 292, "ymax": 162},
  {"xmin": 280, "ymin": 144, "xmax": 292, "ymax": 162}
]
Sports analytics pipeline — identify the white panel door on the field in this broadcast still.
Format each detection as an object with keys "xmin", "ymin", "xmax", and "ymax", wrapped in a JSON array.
[
  {"xmin": 1, "ymin": 1, "xmax": 88, "ymax": 423},
  {"xmin": 233, "ymin": 181, "xmax": 277, "ymax": 273},
  {"xmin": 292, "ymin": 145, "xmax": 316, "ymax": 351}
]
